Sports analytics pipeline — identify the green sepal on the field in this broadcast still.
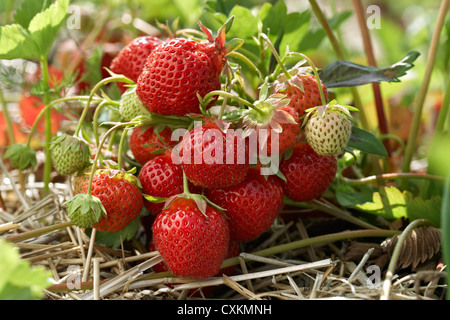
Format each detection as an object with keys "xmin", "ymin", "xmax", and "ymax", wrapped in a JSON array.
[
  {"xmin": 3, "ymin": 144, "xmax": 37, "ymax": 170},
  {"xmin": 64, "ymin": 194, "xmax": 107, "ymax": 228}
]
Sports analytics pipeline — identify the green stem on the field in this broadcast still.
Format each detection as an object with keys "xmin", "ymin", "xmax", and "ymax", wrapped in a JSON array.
[
  {"xmin": 0, "ymin": 88, "xmax": 16, "ymax": 145},
  {"xmin": 342, "ymin": 172, "xmax": 446, "ymax": 186},
  {"xmin": 74, "ymin": 76, "xmax": 133, "ymax": 137},
  {"xmin": 85, "ymin": 120, "xmax": 140, "ymax": 195},
  {"xmin": 40, "ymin": 58, "xmax": 52, "ymax": 194},
  {"xmin": 226, "ymin": 51, "xmax": 264, "ymax": 81},
  {"xmin": 92, "ymin": 100, "xmax": 112, "ymax": 147},
  {"xmin": 435, "ymin": 72, "xmax": 450, "ymax": 133},
  {"xmin": 182, "ymin": 170, "xmax": 191, "ymax": 196},
  {"xmin": 117, "ymin": 127, "xmax": 130, "ymax": 170},
  {"xmin": 203, "ymin": 90, "xmax": 264, "ymax": 115},
  {"xmin": 25, "ymin": 96, "xmax": 101, "ymax": 147},
  {"xmin": 381, "ymin": 219, "xmax": 435, "ymax": 300},
  {"xmin": 401, "ymin": 0, "xmax": 449, "ymax": 182},
  {"xmin": 259, "ymin": 33, "xmax": 291, "ymax": 80},
  {"xmin": 291, "ymin": 52, "xmax": 327, "ymax": 106}
]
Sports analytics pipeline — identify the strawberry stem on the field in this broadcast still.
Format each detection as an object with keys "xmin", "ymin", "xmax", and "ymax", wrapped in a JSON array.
[
  {"xmin": 74, "ymin": 75, "xmax": 134, "ymax": 138},
  {"xmin": 40, "ymin": 57, "xmax": 52, "ymax": 194},
  {"xmin": 291, "ymin": 52, "xmax": 328, "ymax": 106},
  {"xmin": 203, "ymin": 90, "xmax": 265, "ymax": 116},
  {"xmin": 117, "ymin": 127, "xmax": 130, "ymax": 170},
  {"xmin": 182, "ymin": 170, "xmax": 191, "ymax": 196},
  {"xmin": 259, "ymin": 33, "xmax": 291, "ymax": 80},
  {"xmin": 85, "ymin": 121, "xmax": 137, "ymax": 195},
  {"xmin": 24, "ymin": 96, "xmax": 101, "ymax": 148}
]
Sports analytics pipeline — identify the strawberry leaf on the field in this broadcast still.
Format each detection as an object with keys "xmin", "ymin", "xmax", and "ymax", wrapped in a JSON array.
[
  {"xmin": 0, "ymin": 0, "xmax": 69, "ymax": 60},
  {"xmin": 3, "ymin": 144, "xmax": 37, "ymax": 170},
  {"xmin": 347, "ymin": 126, "xmax": 388, "ymax": 158},
  {"xmin": 13, "ymin": 0, "xmax": 51, "ymax": 29},
  {"xmin": 354, "ymin": 186, "xmax": 441, "ymax": 227},
  {"xmin": 320, "ymin": 51, "xmax": 420, "ymax": 88},
  {"xmin": 0, "ymin": 239, "xmax": 52, "ymax": 299}
]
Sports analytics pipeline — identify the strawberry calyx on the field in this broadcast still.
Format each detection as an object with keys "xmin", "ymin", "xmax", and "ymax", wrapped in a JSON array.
[
  {"xmin": 64, "ymin": 193, "xmax": 107, "ymax": 229},
  {"xmin": 162, "ymin": 171, "xmax": 226, "ymax": 218},
  {"xmin": 271, "ymin": 64, "xmax": 312, "ymax": 93},
  {"xmin": 94, "ymin": 168, "xmax": 142, "ymax": 189},
  {"xmin": 302, "ymin": 100, "xmax": 357, "ymax": 127}
]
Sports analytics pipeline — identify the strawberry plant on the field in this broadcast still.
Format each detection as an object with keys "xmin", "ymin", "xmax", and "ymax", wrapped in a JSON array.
[{"xmin": 0, "ymin": 0, "xmax": 449, "ymax": 302}]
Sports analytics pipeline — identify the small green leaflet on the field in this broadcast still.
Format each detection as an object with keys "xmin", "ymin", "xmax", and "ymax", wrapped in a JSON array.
[
  {"xmin": 347, "ymin": 126, "xmax": 388, "ymax": 158},
  {"xmin": 0, "ymin": 0, "xmax": 69, "ymax": 60},
  {"xmin": 354, "ymin": 186, "xmax": 442, "ymax": 227},
  {"xmin": 320, "ymin": 51, "xmax": 420, "ymax": 88}
]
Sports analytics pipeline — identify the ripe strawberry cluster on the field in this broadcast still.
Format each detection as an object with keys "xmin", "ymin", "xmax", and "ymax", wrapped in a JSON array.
[{"xmin": 57, "ymin": 19, "xmax": 354, "ymax": 279}]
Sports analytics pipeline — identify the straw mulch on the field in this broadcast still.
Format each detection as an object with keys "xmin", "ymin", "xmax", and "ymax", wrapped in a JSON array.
[{"xmin": 0, "ymin": 157, "xmax": 446, "ymax": 301}]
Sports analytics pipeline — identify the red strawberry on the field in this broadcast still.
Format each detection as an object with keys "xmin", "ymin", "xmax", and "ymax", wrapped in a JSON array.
[
  {"xmin": 205, "ymin": 168, "xmax": 284, "ymax": 242},
  {"xmin": 138, "ymin": 152, "xmax": 201, "ymax": 216},
  {"xmin": 136, "ymin": 22, "xmax": 228, "ymax": 116},
  {"xmin": 152, "ymin": 197, "xmax": 229, "ymax": 278},
  {"xmin": 279, "ymin": 142, "xmax": 337, "ymax": 202},
  {"xmin": 150, "ymin": 239, "xmax": 239, "ymax": 277},
  {"xmin": 110, "ymin": 36, "xmax": 163, "ymax": 93},
  {"xmin": 81, "ymin": 170, "xmax": 144, "ymax": 232},
  {"xmin": 176, "ymin": 120, "xmax": 250, "ymax": 188},
  {"xmin": 129, "ymin": 125, "xmax": 175, "ymax": 165},
  {"xmin": 274, "ymin": 71, "xmax": 328, "ymax": 118}
]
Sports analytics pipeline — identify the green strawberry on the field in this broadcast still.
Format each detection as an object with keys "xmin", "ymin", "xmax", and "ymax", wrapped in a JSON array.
[
  {"xmin": 64, "ymin": 193, "xmax": 107, "ymax": 229},
  {"xmin": 119, "ymin": 86, "xmax": 150, "ymax": 121},
  {"xmin": 304, "ymin": 103, "xmax": 353, "ymax": 156},
  {"xmin": 50, "ymin": 134, "xmax": 91, "ymax": 176}
]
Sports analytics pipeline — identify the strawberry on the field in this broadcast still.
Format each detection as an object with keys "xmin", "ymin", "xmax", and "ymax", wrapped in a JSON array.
[
  {"xmin": 129, "ymin": 125, "xmax": 175, "ymax": 165},
  {"xmin": 279, "ymin": 142, "xmax": 337, "ymax": 202},
  {"xmin": 304, "ymin": 104, "xmax": 353, "ymax": 156},
  {"xmin": 50, "ymin": 134, "xmax": 91, "ymax": 176},
  {"xmin": 136, "ymin": 21, "xmax": 228, "ymax": 116},
  {"xmin": 176, "ymin": 120, "xmax": 250, "ymax": 188},
  {"xmin": 273, "ymin": 69, "xmax": 328, "ymax": 118},
  {"xmin": 119, "ymin": 86, "xmax": 150, "ymax": 121},
  {"xmin": 205, "ymin": 168, "xmax": 284, "ymax": 242},
  {"xmin": 79, "ymin": 169, "xmax": 144, "ymax": 232},
  {"xmin": 110, "ymin": 36, "xmax": 163, "ymax": 93},
  {"xmin": 150, "ymin": 239, "xmax": 239, "ymax": 277},
  {"xmin": 138, "ymin": 152, "xmax": 201, "ymax": 216},
  {"xmin": 152, "ymin": 197, "xmax": 229, "ymax": 278}
]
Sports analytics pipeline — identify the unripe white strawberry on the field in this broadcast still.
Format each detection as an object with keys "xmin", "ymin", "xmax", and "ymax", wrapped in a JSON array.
[
  {"xmin": 119, "ymin": 87, "xmax": 150, "ymax": 121},
  {"xmin": 304, "ymin": 104, "xmax": 353, "ymax": 156}
]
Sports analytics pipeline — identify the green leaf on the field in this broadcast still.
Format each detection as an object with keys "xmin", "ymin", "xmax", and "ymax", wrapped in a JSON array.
[
  {"xmin": 0, "ymin": 0, "xmax": 69, "ymax": 60},
  {"xmin": 13, "ymin": 0, "xmax": 51, "ymax": 29},
  {"xmin": 347, "ymin": 126, "xmax": 388, "ymax": 157},
  {"xmin": 335, "ymin": 185, "xmax": 373, "ymax": 207},
  {"xmin": 0, "ymin": 24, "xmax": 40, "ymax": 60},
  {"xmin": 27, "ymin": 0, "xmax": 70, "ymax": 57},
  {"xmin": 354, "ymin": 186, "xmax": 441, "ymax": 227},
  {"xmin": 227, "ymin": 5, "xmax": 258, "ymax": 39},
  {"xmin": 320, "ymin": 51, "xmax": 420, "ymax": 88},
  {"xmin": 0, "ymin": 239, "xmax": 52, "ymax": 300},
  {"xmin": 4, "ymin": 144, "xmax": 37, "ymax": 170}
]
